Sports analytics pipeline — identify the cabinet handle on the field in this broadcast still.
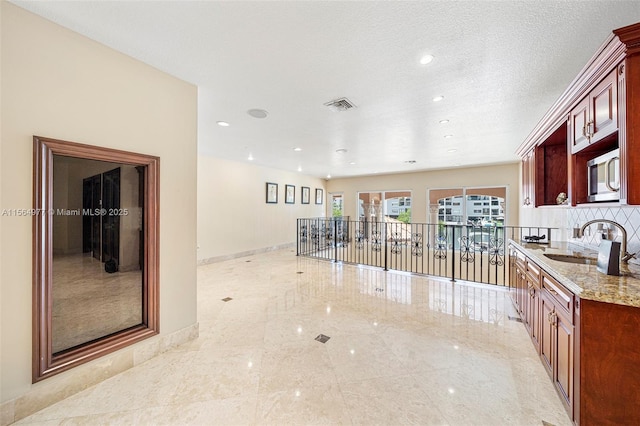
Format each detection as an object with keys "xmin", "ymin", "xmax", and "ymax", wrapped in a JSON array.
[
  {"xmin": 524, "ymin": 197, "xmax": 530, "ymax": 205},
  {"xmin": 582, "ymin": 124, "xmax": 588, "ymax": 139},
  {"xmin": 548, "ymin": 288, "xmax": 559, "ymax": 296},
  {"xmin": 587, "ymin": 120, "xmax": 594, "ymax": 138}
]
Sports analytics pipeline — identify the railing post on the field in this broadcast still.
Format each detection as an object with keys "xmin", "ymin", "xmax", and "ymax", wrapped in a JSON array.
[
  {"xmin": 384, "ymin": 221, "xmax": 388, "ymax": 271},
  {"xmin": 334, "ymin": 218, "xmax": 338, "ymax": 263},
  {"xmin": 316, "ymin": 218, "xmax": 320, "ymax": 255},
  {"xmin": 296, "ymin": 219, "xmax": 300, "ymax": 256},
  {"xmin": 450, "ymin": 224, "xmax": 456, "ymax": 282}
]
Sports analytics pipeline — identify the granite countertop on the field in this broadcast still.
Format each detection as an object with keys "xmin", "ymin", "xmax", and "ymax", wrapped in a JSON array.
[{"xmin": 509, "ymin": 239, "xmax": 640, "ymax": 308}]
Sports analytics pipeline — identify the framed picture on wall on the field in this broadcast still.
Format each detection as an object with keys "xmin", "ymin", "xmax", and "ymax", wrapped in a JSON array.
[
  {"xmin": 315, "ymin": 188, "xmax": 323, "ymax": 204},
  {"xmin": 285, "ymin": 184, "xmax": 295, "ymax": 204},
  {"xmin": 266, "ymin": 182, "xmax": 278, "ymax": 204},
  {"xmin": 301, "ymin": 186, "xmax": 310, "ymax": 204}
]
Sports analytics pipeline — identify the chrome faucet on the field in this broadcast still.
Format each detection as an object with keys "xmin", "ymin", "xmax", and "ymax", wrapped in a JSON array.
[{"xmin": 578, "ymin": 219, "xmax": 636, "ymax": 263}]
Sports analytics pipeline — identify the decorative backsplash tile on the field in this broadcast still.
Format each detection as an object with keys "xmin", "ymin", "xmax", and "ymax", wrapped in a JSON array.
[{"xmin": 567, "ymin": 206, "xmax": 640, "ymax": 265}]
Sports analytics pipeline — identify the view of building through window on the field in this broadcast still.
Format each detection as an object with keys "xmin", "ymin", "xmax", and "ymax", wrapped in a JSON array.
[
  {"xmin": 429, "ymin": 187, "xmax": 506, "ymax": 226},
  {"xmin": 438, "ymin": 194, "xmax": 504, "ymax": 225},
  {"xmin": 358, "ymin": 191, "xmax": 412, "ymax": 223}
]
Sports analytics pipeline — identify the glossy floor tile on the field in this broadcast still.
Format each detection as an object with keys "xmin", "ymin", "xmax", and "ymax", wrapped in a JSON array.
[
  {"xmin": 52, "ymin": 254, "xmax": 142, "ymax": 352},
  {"xmin": 16, "ymin": 249, "xmax": 571, "ymax": 425}
]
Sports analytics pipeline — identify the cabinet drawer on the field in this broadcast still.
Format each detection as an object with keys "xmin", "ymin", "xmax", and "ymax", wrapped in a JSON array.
[
  {"xmin": 542, "ymin": 273, "xmax": 574, "ymax": 319},
  {"xmin": 526, "ymin": 260, "xmax": 541, "ymax": 287}
]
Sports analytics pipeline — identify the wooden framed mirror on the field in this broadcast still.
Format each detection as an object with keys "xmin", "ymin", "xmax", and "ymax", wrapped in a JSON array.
[{"xmin": 33, "ymin": 136, "xmax": 159, "ymax": 382}]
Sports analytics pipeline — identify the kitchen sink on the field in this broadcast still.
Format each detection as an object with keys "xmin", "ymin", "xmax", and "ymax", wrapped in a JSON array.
[{"xmin": 543, "ymin": 253, "xmax": 596, "ymax": 265}]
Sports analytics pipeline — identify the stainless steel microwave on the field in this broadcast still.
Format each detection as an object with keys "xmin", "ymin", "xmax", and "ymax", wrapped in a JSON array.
[{"xmin": 587, "ymin": 148, "xmax": 620, "ymax": 202}]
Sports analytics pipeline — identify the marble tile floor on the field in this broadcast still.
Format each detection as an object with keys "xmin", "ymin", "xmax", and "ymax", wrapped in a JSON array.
[
  {"xmin": 16, "ymin": 249, "xmax": 571, "ymax": 425},
  {"xmin": 52, "ymin": 254, "xmax": 142, "ymax": 352}
]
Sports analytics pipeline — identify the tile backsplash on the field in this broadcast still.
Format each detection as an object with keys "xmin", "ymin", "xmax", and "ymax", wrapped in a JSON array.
[{"xmin": 567, "ymin": 206, "xmax": 640, "ymax": 265}]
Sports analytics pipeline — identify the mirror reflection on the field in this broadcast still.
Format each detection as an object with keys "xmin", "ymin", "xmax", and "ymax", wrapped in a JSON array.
[{"xmin": 52, "ymin": 155, "xmax": 143, "ymax": 354}]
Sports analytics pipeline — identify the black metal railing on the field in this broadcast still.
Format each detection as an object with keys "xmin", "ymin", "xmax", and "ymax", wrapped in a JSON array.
[{"xmin": 297, "ymin": 217, "xmax": 555, "ymax": 286}]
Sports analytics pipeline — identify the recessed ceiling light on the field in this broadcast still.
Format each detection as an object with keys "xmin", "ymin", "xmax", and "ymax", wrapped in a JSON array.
[
  {"xmin": 439, "ymin": 119, "xmax": 450, "ymax": 124},
  {"xmin": 248, "ymin": 153, "xmax": 254, "ymax": 161},
  {"xmin": 419, "ymin": 54, "xmax": 434, "ymax": 65},
  {"xmin": 247, "ymin": 109, "xmax": 268, "ymax": 118},
  {"xmin": 432, "ymin": 96, "xmax": 444, "ymax": 102},
  {"xmin": 297, "ymin": 165, "xmax": 302, "ymax": 172},
  {"xmin": 349, "ymin": 161, "xmax": 356, "ymax": 165},
  {"xmin": 293, "ymin": 147, "xmax": 302, "ymax": 152},
  {"xmin": 336, "ymin": 148, "xmax": 348, "ymax": 153},
  {"xmin": 444, "ymin": 134, "xmax": 453, "ymax": 138},
  {"xmin": 217, "ymin": 121, "xmax": 230, "ymax": 127},
  {"xmin": 326, "ymin": 174, "xmax": 332, "ymax": 179},
  {"xmin": 448, "ymin": 148, "xmax": 457, "ymax": 153}
]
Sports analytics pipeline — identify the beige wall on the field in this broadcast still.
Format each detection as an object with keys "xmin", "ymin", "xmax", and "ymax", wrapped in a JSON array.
[
  {"xmin": 197, "ymin": 155, "xmax": 326, "ymax": 261},
  {"xmin": 1, "ymin": 2, "xmax": 197, "ymax": 404},
  {"xmin": 326, "ymin": 163, "xmax": 520, "ymax": 225}
]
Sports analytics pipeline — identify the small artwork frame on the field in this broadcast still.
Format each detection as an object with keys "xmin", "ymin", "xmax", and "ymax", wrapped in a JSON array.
[
  {"xmin": 266, "ymin": 182, "xmax": 278, "ymax": 204},
  {"xmin": 301, "ymin": 186, "xmax": 310, "ymax": 204},
  {"xmin": 315, "ymin": 188, "xmax": 323, "ymax": 204},
  {"xmin": 285, "ymin": 184, "xmax": 295, "ymax": 204}
]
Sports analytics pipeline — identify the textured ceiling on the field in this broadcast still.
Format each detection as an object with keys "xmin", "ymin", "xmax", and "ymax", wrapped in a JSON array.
[{"xmin": 11, "ymin": 1, "xmax": 640, "ymax": 179}]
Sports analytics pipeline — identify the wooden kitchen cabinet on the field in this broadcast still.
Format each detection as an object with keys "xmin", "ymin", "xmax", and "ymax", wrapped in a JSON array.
[
  {"xmin": 517, "ymin": 22, "xmax": 640, "ymax": 205},
  {"xmin": 509, "ymin": 244, "xmax": 540, "ymax": 351},
  {"xmin": 540, "ymin": 285, "xmax": 575, "ymax": 413},
  {"xmin": 510, "ymin": 242, "xmax": 640, "ymax": 424},
  {"xmin": 570, "ymin": 96, "xmax": 590, "ymax": 153},
  {"xmin": 554, "ymin": 305, "xmax": 574, "ymax": 414},
  {"xmin": 540, "ymin": 272, "xmax": 575, "ymax": 414},
  {"xmin": 521, "ymin": 149, "xmax": 535, "ymax": 207},
  {"xmin": 539, "ymin": 291, "xmax": 554, "ymax": 374},
  {"xmin": 570, "ymin": 70, "xmax": 618, "ymax": 154},
  {"xmin": 524, "ymin": 261, "xmax": 541, "ymax": 349}
]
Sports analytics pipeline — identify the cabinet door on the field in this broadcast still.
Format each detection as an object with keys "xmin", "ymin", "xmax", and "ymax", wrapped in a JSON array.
[
  {"xmin": 554, "ymin": 307, "xmax": 575, "ymax": 411},
  {"xmin": 517, "ymin": 266, "xmax": 527, "ymax": 316},
  {"xmin": 570, "ymin": 96, "xmax": 590, "ymax": 153},
  {"xmin": 508, "ymin": 248, "xmax": 517, "ymax": 295},
  {"xmin": 522, "ymin": 150, "xmax": 535, "ymax": 206},
  {"xmin": 590, "ymin": 70, "xmax": 618, "ymax": 145},
  {"xmin": 527, "ymin": 284, "xmax": 540, "ymax": 350},
  {"xmin": 539, "ymin": 293, "xmax": 554, "ymax": 375}
]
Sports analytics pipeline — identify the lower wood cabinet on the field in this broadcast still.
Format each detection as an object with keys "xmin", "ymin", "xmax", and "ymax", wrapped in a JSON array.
[
  {"xmin": 510, "ymin": 245, "xmax": 574, "ymax": 419},
  {"xmin": 509, "ymin": 248, "xmax": 540, "ymax": 351},
  {"xmin": 509, "ymin": 243, "xmax": 640, "ymax": 425},
  {"xmin": 540, "ymin": 284, "xmax": 574, "ymax": 413}
]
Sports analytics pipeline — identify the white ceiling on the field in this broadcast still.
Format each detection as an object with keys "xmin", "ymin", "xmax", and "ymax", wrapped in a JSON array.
[{"xmin": 11, "ymin": 1, "xmax": 640, "ymax": 179}]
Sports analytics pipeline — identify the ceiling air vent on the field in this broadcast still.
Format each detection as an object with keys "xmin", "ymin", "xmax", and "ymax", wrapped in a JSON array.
[{"xmin": 324, "ymin": 97, "xmax": 356, "ymax": 112}]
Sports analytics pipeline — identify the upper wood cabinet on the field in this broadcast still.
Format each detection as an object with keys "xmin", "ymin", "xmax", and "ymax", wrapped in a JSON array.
[
  {"xmin": 570, "ymin": 70, "xmax": 618, "ymax": 154},
  {"xmin": 519, "ymin": 122, "xmax": 568, "ymax": 208},
  {"xmin": 570, "ymin": 96, "xmax": 590, "ymax": 153},
  {"xmin": 522, "ymin": 149, "xmax": 535, "ymax": 207},
  {"xmin": 516, "ymin": 22, "xmax": 640, "ymax": 205}
]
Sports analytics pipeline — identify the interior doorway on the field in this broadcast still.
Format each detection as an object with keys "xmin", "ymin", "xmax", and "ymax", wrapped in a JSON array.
[
  {"xmin": 82, "ymin": 167, "xmax": 122, "ymax": 269},
  {"xmin": 329, "ymin": 192, "xmax": 344, "ymax": 217}
]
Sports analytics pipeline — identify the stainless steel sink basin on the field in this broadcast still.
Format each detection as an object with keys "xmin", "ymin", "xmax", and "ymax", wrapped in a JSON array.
[{"xmin": 543, "ymin": 253, "xmax": 596, "ymax": 265}]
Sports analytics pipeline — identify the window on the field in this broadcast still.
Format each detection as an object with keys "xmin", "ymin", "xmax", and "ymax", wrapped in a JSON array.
[
  {"xmin": 429, "ymin": 187, "xmax": 506, "ymax": 225},
  {"xmin": 358, "ymin": 191, "xmax": 412, "ymax": 222}
]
